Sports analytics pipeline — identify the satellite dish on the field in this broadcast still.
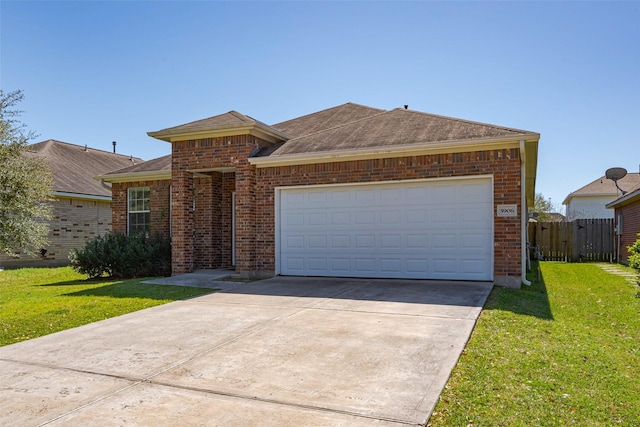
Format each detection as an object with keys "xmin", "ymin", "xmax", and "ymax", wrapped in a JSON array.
[
  {"xmin": 605, "ymin": 167, "xmax": 628, "ymax": 195},
  {"xmin": 605, "ymin": 167, "xmax": 627, "ymax": 181}
]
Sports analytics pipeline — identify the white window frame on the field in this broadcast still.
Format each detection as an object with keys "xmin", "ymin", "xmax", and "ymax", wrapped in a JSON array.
[{"xmin": 127, "ymin": 187, "xmax": 150, "ymax": 235}]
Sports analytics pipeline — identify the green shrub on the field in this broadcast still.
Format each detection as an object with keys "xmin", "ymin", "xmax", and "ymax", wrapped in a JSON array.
[
  {"xmin": 628, "ymin": 232, "xmax": 640, "ymax": 270},
  {"xmin": 69, "ymin": 232, "xmax": 171, "ymax": 279}
]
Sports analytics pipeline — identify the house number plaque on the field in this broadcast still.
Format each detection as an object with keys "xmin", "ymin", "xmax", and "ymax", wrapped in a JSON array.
[{"xmin": 496, "ymin": 204, "xmax": 518, "ymax": 217}]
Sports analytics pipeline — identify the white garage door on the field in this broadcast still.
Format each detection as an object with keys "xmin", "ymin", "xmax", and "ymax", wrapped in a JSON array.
[{"xmin": 277, "ymin": 177, "xmax": 493, "ymax": 281}]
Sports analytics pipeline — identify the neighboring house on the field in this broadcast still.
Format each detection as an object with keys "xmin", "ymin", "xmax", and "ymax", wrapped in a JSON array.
[
  {"xmin": 563, "ymin": 173, "xmax": 640, "ymax": 220},
  {"xmin": 0, "ymin": 140, "xmax": 142, "ymax": 268},
  {"xmin": 529, "ymin": 212, "xmax": 566, "ymax": 223},
  {"xmin": 606, "ymin": 182, "xmax": 640, "ymax": 265},
  {"xmin": 98, "ymin": 103, "xmax": 540, "ymax": 288}
]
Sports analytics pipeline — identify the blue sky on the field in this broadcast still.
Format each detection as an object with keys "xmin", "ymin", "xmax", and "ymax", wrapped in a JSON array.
[{"xmin": 1, "ymin": 1, "xmax": 638, "ymax": 212}]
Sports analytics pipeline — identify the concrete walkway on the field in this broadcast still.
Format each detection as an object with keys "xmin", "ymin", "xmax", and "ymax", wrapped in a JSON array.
[
  {"xmin": 0, "ymin": 276, "xmax": 492, "ymax": 426},
  {"xmin": 596, "ymin": 263, "xmax": 639, "ymax": 284}
]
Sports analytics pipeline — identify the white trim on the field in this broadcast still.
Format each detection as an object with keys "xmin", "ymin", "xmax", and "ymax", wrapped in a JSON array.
[
  {"xmin": 274, "ymin": 174, "xmax": 494, "ymax": 192},
  {"xmin": 127, "ymin": 186, "xmax": 151, "ymax": 235},
  {"xmin": 606, "ymin": 188, "xmax": 640, "ymax": 208},
  {"xmin": 250, "ymin": 134, "xmax": 538, "ymax": 168},
  {"xmin": 148, "ymin": 123, "xmax": 289, "ymax": 144},
  {"xmin": 274, "ymin": 174, "xmax": 494, "ymax": 280},
  {"xmin": 520, "ymin": 140, "xmax": 532, "ymax": 286},
  {"xmin": 53, "ymin": 191, "xmax": 111, "ymax": 202},
  {"xmin": 274, "ymin": 188, "xmax": 281, "ymax": 275},
  {"xmin": 95, "ymin": 171, "xmax": 171, "ymax": 184}
]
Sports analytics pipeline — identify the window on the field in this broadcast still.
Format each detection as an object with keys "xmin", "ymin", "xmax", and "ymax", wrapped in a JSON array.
[{"xmin": 128, "ymin": 187, "xmax": 150, "ymax": 235}]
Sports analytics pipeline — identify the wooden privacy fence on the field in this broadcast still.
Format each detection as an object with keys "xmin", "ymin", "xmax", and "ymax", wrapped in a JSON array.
[{"xmin": 529, "ymin": 219, "xmax": 615, "ymax": 262}]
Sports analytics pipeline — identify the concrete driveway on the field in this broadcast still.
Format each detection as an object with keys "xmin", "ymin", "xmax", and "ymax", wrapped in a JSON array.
[{"xmin": 0, "ymin": 276, "xmax": 492, "ymax": 426}]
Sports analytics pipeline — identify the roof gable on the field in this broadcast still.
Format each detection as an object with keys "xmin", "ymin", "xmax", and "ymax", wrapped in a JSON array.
[
  {"xmin": 27, "ymin": 140, "xmax": 143, "ymax": 197},
  {"xmin": 271, "ymin": 107, "xmax": 536, "ymax": 156},
  {"xmin": 147, "ymin": 111, "xmax": 289, "ymax": 143},
  {"xmin": 563, "ymin": 173, "xmax": 640, "ymax": 205}
]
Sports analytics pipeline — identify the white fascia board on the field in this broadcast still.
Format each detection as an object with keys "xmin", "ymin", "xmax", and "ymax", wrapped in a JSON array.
[
  {"xmin": 606, "ymin": 189, "xmax": 640, "ymax": 208},
  {"xmin": 54, "ymin": 192, "xmax": 112, "ymax": 202},
  {"xmin": 249, "ymin": 134, "xmax": 539, "ymax": 168},
  {"xmin": 94, "ymin": 171, "xmax": 171, "ymax": 183},
  {"xmin": 148, "ymin": 123, "xmax": 289, "ymax": 144}
]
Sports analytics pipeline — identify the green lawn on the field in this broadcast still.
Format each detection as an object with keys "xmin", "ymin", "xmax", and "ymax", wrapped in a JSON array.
[
  {"xmin": 429, "ymin": 262, "xmax": 640, "ymax": 426},
  {"xmin": 0, "ymin": 267, "xmax": 214, "ymax": 347}
]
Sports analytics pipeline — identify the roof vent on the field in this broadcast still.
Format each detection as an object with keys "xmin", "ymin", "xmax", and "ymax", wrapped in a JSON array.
[
  {"xmin": 112, "ymin": 141, "xmax": 117, "ymax": 153},
  {"xmin": 84, "ymin": 144, "xmax": 88, "ymax": 151},
  {"xmin": 404, "ymin": 105, "xmax": 408, "ymax": 110}
]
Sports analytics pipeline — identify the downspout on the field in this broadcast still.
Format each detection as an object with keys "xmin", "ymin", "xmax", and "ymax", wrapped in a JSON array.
[{"xmin": 520, "ymin": 140, "xmax": 532, "ymax": 286}]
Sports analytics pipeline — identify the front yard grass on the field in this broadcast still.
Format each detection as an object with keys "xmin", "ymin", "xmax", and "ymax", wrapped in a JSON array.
[
  {"xmin": 0, "ymin": 267, "xmax": 214, "ymax": 347},
  {"xmin": 429, "ymin": 261, "xmax": 640, "ymax": 426}
]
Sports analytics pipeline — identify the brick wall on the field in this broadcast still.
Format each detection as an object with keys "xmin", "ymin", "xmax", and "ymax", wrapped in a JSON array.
[
  {"xmin": 254, "ymin": 149, "xmax": 523, "ymax": 284},
  {"xmin": 615, "ymin": 201, "xmax": 640, "ymax": 264},
  {"xmin": 111, "ymin": 180, "xmax": 171, "ymax": 238},
  {"xmin": 110, "ymin": 137, "xmax": 524, "ymax": 285},
  {"xmin": 171, "ymin": 135, "xmax": 271, "ymax": 274},
  {"xmin": 0, "ymin": 196, "xmax": 112, "ymax": 268}
]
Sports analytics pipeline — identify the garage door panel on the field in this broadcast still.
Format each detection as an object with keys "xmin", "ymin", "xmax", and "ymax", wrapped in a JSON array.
[
  {"xmin": 355, "ymin": 234, "xmax": 375, "ymax": 248},
  {"xmin": 279, "ymin": 178, "xmax": 492, "ymax": 280},
  {"xmin": 354, "ymin": 258, "xmax": 376, "ymax": 273},
  {"xmin": 407, "ymin": 234, "xmax": 428, "ymax": 248},
  {"xmin": 355, "ymin": 211, "xmax": 375, "ymax": 225}
]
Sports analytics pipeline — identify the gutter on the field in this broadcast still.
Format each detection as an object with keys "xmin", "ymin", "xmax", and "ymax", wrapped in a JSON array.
[
  {"xmin": 94, "ymin": 170, "xmax": 171, "ymax": 184},
  {"xmin": 249, "ymin": 133, "xmax": 540, "ymax": 168},
  {"xmin": 53, "ymin": 191, "xmax": 112, "ymax": 202},
  {"xmin": 520, "ymin": 140, "xmax": 532, "ymax": 286}
]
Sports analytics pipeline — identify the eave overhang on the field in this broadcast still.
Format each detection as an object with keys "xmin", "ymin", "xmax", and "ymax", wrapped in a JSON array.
[
  {"xmin": 522, "ymin": 138, "xmax": 539, "ymax": 208},
  {"xmin": 94, "ymin": 170, "xmax": 171, "ymax": 184},
  {"xmin": 606, "ymin": 189, "xmax": 640, "ymax": 209},
  {"xmin": 147, "ymin": 122, "xmax": 290, "ymax": 145},
  {"xmin": 250, "ymin": 133, "xmax": 539, "ymax": 209},
  {"xmin": 53, "ymin": 191, "xmax": 112, "ymax": 202},
  {"xmin": 249, "ymin": 133, "xmax": 539, "ymax": 168}
]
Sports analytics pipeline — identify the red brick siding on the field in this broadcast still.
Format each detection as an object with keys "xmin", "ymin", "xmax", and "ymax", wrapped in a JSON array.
[
  {"xmin": 255, "ymin": 149, "xmax": 523, "ymax": 281},
  {"xmin": 171, "ymin": 135, "xmax": 270, "ymax": 273},
  {"xmin": 221, "ymin": 173, "xmax": 236, "ymax": 267},
  {"xmin": 615, "ymin": 201, "xmax": 640, "ymax": 264},
  {"xmin": 120, "ymin": 136, "xmax": 524, "ymax": 282},
  {"xmin": 111, "ymin": 180, "xmax": 171, "ymax": 238}
]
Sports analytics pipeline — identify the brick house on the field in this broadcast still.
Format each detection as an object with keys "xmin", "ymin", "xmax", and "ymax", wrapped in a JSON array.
[
  {"xmin": 0, "ymin": 140, "xmax": 142, "ymax": 268},
  {"xmin": 606, "ymin": 182, "xmax": 640, "ymax": 265},
  {"xmin": 99, "ymin": 103, "xmax": 540, "ymax": 288}
]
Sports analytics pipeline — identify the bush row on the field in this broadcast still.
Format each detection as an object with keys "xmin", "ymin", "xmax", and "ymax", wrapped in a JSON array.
[{"xmin": 69, "ymin": 232, "xmax": 171, "ymax": 279}]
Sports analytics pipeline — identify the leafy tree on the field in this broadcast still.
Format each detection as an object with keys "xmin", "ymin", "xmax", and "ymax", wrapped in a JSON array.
[
  {"xmin": 0, "ymin": 90, "xmax": 53, "ymax": 257},
  {"xmin": 531, "ymin": 192, "xmax": 558, "ymax": 222},
  {"xmin": 628, "ymin": 233, "xmax": 640, "ymax": 270}
]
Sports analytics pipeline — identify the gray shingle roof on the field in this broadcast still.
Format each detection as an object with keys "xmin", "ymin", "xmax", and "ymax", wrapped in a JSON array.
[
  {"xmin": 564, "ymin": 173, "xmax": 640, "ymax": 201},
  {"xmin": 270, "ymin": 107, "xmax": 535, "ymax": 156},
  {"xmin": 152, "ymin": 111, "xmax": 255, "ymax": 133},
  {"xmin": 147, "ymin": 111, "xmax": 289, "ymax": 142},
  {"xmin": 136, "ymin": 102, "xmax": 537, "ymax": 173},
  {"xmin": 103, "ymin": 154, "xmax": 171, "ymax": 175},
  {"xmin": 272, "ymin": 102, "xmax": 385, "ymax": 138},
  {"xmin": 27, "ymin": 140, "xmax": 143, "ymax": 197}
]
